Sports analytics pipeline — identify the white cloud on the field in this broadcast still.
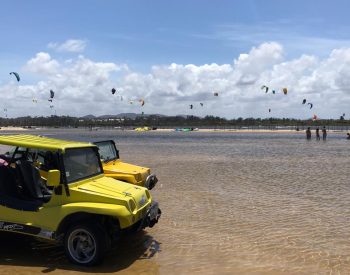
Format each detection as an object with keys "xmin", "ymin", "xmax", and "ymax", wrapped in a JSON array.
[
  {"xmin": 2, "ymin": 42, "xmax": 350, "ymax": 119},
  {"xmin": 48, "ymin": 39, "xmax": 87, "ymax": 53},
  {"xmin": 24, "ymin": 52, "xmax": 60, "ymax": 75},
  {"xmin": 234, "ymin": 42, "xmax": 284, "ymax": 85}
]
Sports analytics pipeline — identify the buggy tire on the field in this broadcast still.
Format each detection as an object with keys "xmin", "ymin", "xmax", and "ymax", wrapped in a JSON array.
[{"xmin": 64, "ymin": 222, "xmax": 108, "ymax": 266}]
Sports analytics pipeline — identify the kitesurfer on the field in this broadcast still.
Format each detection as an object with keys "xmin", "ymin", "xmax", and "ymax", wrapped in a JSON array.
[
  {"xmin": 306, "ymin": 127, "xmax": 311, "ymax": 140},
  {"xmin": 315, "ymin": 127, "xmax": 320, "ymax": 140},
  {"xmin": 322, "ymin": 126, "xmax": 327, "ymax": 140},
  {"xmin": 347, "ymin": 133, "xmax": 350, "ymax": 140}
]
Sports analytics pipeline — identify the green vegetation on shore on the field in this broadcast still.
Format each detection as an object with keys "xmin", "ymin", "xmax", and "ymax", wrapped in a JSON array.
[{"xmin": 0, "ymin": 115, "xmax": 349, "ymax": 129}]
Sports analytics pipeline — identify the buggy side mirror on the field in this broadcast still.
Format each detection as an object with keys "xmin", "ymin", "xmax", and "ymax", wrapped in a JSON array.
[{"xmin": 47, "ymin": 169, "xmax": 60, "ymax": 187}]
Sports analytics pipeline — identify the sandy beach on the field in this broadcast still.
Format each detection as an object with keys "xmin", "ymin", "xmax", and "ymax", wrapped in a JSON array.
[{"xmin": 0, "ymin": 127, "xmax": 27, "ymax": 131}]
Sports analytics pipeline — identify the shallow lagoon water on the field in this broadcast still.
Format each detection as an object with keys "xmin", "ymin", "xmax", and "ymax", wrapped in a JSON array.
[{"xmin": 0, "ymin": 129, "xmax": 349, "ymax": 274}]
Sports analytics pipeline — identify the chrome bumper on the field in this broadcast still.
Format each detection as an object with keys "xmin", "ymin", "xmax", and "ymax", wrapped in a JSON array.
[{"xmin": 138, "ymin": 202, "xmax": 161, "ymax": 230}]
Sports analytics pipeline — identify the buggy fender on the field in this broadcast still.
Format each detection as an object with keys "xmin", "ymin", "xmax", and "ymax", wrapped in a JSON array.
[{"xmin": 58, "ymin": 203, "xmax": 133, "ymax": 229}]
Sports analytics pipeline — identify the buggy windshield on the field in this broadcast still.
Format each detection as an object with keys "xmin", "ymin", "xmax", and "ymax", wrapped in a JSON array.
[
  {"xmin": 63, "ymin": 147, "xmax": 102, "ymax": 183},
  {"xmin": 94, "ymin": 141, "xmax": 119, "ymax": 162}
]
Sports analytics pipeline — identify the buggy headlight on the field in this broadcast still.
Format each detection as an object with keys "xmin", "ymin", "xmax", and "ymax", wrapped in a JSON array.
[
  {"xmin": 128, "ymin": 199, "xmax": 136, "ymax": 212},
  {"xmin": 145, "ymin": 190, "xmax": 151, "ymax": 200},
  {"xmin": 135, "ymin": 173, "xmax": 142, "ymax": 182}
]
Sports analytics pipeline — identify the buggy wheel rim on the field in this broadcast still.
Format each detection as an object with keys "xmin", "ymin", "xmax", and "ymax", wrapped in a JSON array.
[{"xmin": 67, "ymin": 228, "xmax": 97, "ymax": 264}]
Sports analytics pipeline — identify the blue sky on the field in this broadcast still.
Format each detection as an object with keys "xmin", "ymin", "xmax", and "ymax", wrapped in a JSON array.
[
  {"xmin": 2, "ymin": 0, "xmax": 350, "ymax": 67},
  {"xmin": 1, "ymin": 0, "xmax": 350, "ymax": 118}
]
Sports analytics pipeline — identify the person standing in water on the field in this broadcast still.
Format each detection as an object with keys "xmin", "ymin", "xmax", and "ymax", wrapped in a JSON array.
[
  {"xmin": 322, "ymin": 126, "xmax": 327, "ymax": 140},
  {"xmin": 316, "ymin": 127, "xmax": 320, "ymax": 140},
  {"xmin": 306, "ymin": 127, "xmax": 312, "ymax": 140},
  {"xmin": 346, "ymin": 133, "xmax": 350, "ymax": 140}
]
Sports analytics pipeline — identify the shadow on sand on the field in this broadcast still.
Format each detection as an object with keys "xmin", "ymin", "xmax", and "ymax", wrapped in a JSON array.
[{"xmin": 0, "ymin": 231, "xmax": 161, "ymax": 273}]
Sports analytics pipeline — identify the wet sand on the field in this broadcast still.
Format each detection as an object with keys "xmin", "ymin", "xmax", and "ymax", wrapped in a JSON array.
[
  {"xmin": 0, "ymin": 129, "xmax": 349, "ymax": 274},
  {"xmin": 0, "ymin": 127, "xmax": 27, "ymax": 131}
]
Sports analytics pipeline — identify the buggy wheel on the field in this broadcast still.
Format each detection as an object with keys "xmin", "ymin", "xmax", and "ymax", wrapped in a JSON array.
[{"xmin": 64, "ymin": 223, "xmax": 108, "ymax": 266}]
